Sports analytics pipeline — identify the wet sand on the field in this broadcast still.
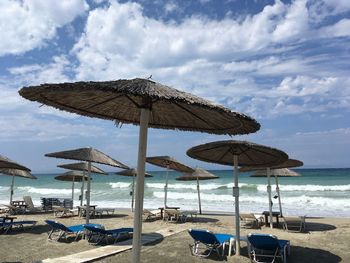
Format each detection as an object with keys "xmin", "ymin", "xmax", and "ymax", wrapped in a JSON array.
[{"xmin": 0, "ymin": 209, "xmax": 349, "ymax": 262}]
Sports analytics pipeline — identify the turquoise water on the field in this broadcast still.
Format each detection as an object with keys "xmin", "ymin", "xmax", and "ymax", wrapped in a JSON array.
[{"xmin": 0, "ymin": 168, "xmax": 349, "ymax": 217}]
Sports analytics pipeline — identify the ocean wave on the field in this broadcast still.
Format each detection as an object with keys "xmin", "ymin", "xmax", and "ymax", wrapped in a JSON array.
[
  {"xmin": 257, "ymin": 184, "xmax": 350, "ymax": 192},
  {"xmin": 109, "ymin": 182, "xmax": 131, "ymax": 189},
  {"xmin": 151, "ymin": 191, "xmax": 350, "ymax": 208},
  {"xmin": 146, "ymin": 182, "xmax": 252, "ymax": 191},
  {"xmin": 0, "ymin": 186, "xmax": 9, "ymax": 191},
  {"xmin": 17, "ymin": 186, "xmax": 79, "ymax": 195}
]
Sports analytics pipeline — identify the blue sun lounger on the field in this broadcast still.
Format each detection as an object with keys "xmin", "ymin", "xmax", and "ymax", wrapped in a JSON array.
[
  {"xmin": 247, "ymin": 233, "xmax": 290, "ymax": 263},
  {"xmin": 0, "ymin": 220, "xmax": 37, "ymax": 234},
  {"xmin": 188, "ymin": 229, "xmax": 233, "ymax": 258},
  {"xmin": 84, "ymin": 225, "xmax": 133, "ymax": 245},
  {"xmin": 45, "ymin": 220, "xmax": 102, "ymax": 241}
]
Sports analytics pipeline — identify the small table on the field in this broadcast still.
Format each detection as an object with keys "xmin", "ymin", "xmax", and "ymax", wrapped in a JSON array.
[
  {"xmin": 158, "ymin": 207, "xmax": 180, "ymax": 219},
  {"xmin": 225, "ymin": 236, "xmax": 248, "ymax": 256},
  {"xmin": 262, "ymin": 211, "xmax": 281, "ymax": 227}
]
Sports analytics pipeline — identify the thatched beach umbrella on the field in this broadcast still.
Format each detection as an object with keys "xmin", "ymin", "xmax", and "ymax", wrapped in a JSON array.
[
  {"xmin": 242, "ymin": 159, "xmax": 303, "ymax": 217},
  {"xmin": 55, "ymin": 171, "xmax": 90, "ymax": 207},
  {"xmin": 19, "ymin": 78, "xmax": 260, "ymax": 263},
  {"xmin": 45, "ymin": 147, "xmax": 128, "ymax": 224},
  {"xmin": 187, "ymin": 140, "xmax": 288, "ymax": 255},
  {"xmin": 0, "ymin": 155, "xmax": 30, "ymax": 171},
  {"xmin": 176, "ymin": 167, "xmax": 218, "ymax": 214},
  {"xmin": 57, "ymin": 162, "xmax": 107, "ymax": 206},
  {"xmin": 116, "ymin": 168, "xmax": 152, "ymax": 211},
  {"xmin": 0, "ymin": 168, "xmax": 36, "ymax": 204},
  {"xmin": 146, "ymin": 156, "xmax": 194, "ymax": 208}
]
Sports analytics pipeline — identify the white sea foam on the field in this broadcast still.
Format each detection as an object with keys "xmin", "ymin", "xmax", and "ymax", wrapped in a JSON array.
[
  {"xmin": 146, "ymin": 182, "xmax": 249, "ymax": 191},
  {"xmin": 256, "ymin": 184, "xmax": 350, "ymax": 192},
  {"xmin": 109, "ymin": 182, "xmax": 131, "ymax": 189},
  {"xmin": 0, "ymin": 186, "xmax": 9, "ymax": 191},
  {"xmin": 17, "ymin": 186, "xmax": 78, "ymax": 195}
]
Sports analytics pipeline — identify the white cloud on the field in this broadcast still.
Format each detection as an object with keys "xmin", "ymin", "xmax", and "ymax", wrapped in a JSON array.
[
  {"xmin": 0, "ymin": 0, "xmax": 88, "ymax": 56},
  {"xmin": 320, "ymin": 19, "xmax": 350, "ymax": 37}
]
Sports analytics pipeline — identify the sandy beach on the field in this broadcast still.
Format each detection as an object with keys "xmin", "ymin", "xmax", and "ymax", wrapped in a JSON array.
[{"xmin": 0, "ymin": 209, "xmax": 349, "ymax": 263}]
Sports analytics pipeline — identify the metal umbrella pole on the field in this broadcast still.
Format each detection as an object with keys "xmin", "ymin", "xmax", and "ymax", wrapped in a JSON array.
[
  {"xmin": 164, "ymin": 165, "xmax": 170, "ymax": 208},
  {"xmin": 196, "ymin": 176, "xmax": 202, "ymax": 214},
  {"xmin": 85, "ymin": 161, "xmax": 92, "ymax": 224},
  {"xmin": 274, "ymin": 175, "xmax": 283, "ymax": 216},
  {"xmin": 80, "ymin": 170, "xmax": 85, "ymax": 207},
  {"xmin": 10, "ymin": 175, "xmax": 15, "ymax": 204}
]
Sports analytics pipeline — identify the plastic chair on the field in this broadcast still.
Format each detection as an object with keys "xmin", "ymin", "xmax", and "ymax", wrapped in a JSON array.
[{"xmin": 84, "ymin": 225, "xmax": 133, "ymax": 245}]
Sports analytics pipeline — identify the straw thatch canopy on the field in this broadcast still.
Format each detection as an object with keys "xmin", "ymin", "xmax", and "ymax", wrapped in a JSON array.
[
  {"xmin": 55, "ymin": 171, "xmax": 90, "ymax": 182},
  {"xmin": 176, "ymin": 167, "xmax": 219, "ymax": 181},
  {"xmin": 57, "ymin": 162, "xmax": 107, "ymax": 174},
  {"xmin": 240, "ymin": 158, "xmax": 303, "ymax": 172},
  {"xmin": 251, "ymin": 168, "xmax": 301, "ymax": 177},
  {"xmin": 146, "ymin": 156, "xmax": 194, "ymax": 173},
  {"xmin": 116, "ymin": 168, "xmax": 152, "ymax": 177},
  {"xmin": 0, "ymin": 168, "xmax": 36, "ymax": 179},
  {"xmin": 46, "ymin": 147, "xmax": 129, "ymax": 168},
  {"xmin": 19, "ymin": 78, "xmax": 260, "ymax": 135},
  {"xmin": 187, "ymin": 140, "xmax": 288, "ymax": 167},
  {"xmin": 0, "ymin": 155, "xmax": 30, "ymax": 171}
]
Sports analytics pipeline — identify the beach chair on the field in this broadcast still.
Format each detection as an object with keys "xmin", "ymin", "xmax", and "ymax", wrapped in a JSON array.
[
  {"xmin": 247, "ymin": 233, "xmax": 290, "ymax": 263},
  {"xmin": 1, "ymin": 204, "xmax": 25, "ymax": 215},
  {"xmin": 282, "ymin": 216, "xmax": 306, "ymax": 232},
  {"xmin": 45, "ymin": 220, "xmax": 89, "ymax": 241},
  {"xmin": 188, "ymin": 229, "xmax": 233, "ymax": 258},
  {"xmin": 143, "ymin": 209, "xmax": 161, "ymax": 221},
  {"xmin": 84, "ymin": 225, "xmax": 133, "ymax": 245},
  {"xmin": 94, "ymin": 208, "xmax": 115, "ymax": 218},
  {"xmin": 23, "ymin": 196, "xmax": 42, "ymax": 212},
  {"xmin": 240, "ymin": 213, "xmax": 262, "ymax": 228},
  {"xmin": 52, "ymin": 206, "xmax": 75, "ymax": 217},
  {"xmin": 0, "ymin": 220, "xmax": 37, "ymax": 234}
]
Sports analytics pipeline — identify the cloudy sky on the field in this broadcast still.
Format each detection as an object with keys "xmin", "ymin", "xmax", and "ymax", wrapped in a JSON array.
[{"xmin": 0, "ymin": 0, "xmax": 349, "ymax": 172}]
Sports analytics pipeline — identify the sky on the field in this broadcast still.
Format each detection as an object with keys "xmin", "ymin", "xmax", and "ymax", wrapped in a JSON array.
[{"xmin": 0, "ymin": 0, "xmax": 349, "ymax": 172}]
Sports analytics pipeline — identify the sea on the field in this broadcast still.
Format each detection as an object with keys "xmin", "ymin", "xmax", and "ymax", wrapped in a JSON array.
[{"xmin": 0, "ymin": 168, "xmax": 349, "ymax": 217}]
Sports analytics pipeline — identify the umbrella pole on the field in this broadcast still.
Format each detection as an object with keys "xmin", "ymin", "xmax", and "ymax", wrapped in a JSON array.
[
  {"xmin": 275, "ymin": 175, "xmax": 283, "ymax": 217},
  {"xmin": 132, "ymin": 108, "xmax": 150, "ymax": 263},
  {"xmin": 197, "ymin": 177, "xmax": 202, "ymax": 214},
  {"xmin": 86, "ymin": 161, "xmax": 92, "ymax": 225},
  {"xmin": 81, "ymin": 170, "xmax": 85, "ymax": 207},
  {"xmin": 233, "ymin": 155, "xmax": 240, "ymax": 256},
  {"xmin": 72, "ymin": 175, "xmax": 75, "ymax": 207},
  {"xmin": 267, "ymin": 168, "xmax": 273, "ymax": 229},
  {"xmin": 164, "ymin": 166, "xmax": 169, "ymax": 208},
  {"xmin": 131, "ymin": 174, "xmax": 135, "ymax": 212},
  {"xmin": 10, "ymin": 174, "xmax": 15, "ymax": 204}
]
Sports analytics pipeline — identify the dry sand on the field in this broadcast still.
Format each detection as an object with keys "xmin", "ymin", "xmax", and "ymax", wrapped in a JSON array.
[{"xmin": 0, "ymin": 209, "xmax": 349, "ymax": 263}]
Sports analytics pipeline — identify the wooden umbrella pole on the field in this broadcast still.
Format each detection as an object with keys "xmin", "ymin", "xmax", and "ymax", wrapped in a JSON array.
[
  {"xmin": 164, "ymin": 166, "xmax": 169, "ymax": 208},
  {"xmin": 197, "ymin": 177, "xmax": 202, "ymax": 214},
  {"xmin": 233, "ymin": 155, "xmax": 240, "ymax": 256},
  {"xmin": 275, "ymin": 175, "xmax": 283, "ymax": 216},
  {"xmin": 86, "ymin": 161, "xmax": 92, "ymax": 225},
  {"xmin": 267, "ymin": 167, "xmax": 273, "ymax": 229},
  {"xmin": 81, "ymin": 170, "xmax": 85, "ymax": 207},
  {"xmin": 132, "ymin": 108, "xmax": 150, "ymax": 263},
  {"xmin": 131, "ymin": 174, "xmax": 135, "ymax": 212},
  {"xmin": 71, "ymin": 174, "xmax": 75, "ymax": 207},
  {"xmin": 10, "ymin": 174, "xmax": 15, "ymax": 204}
]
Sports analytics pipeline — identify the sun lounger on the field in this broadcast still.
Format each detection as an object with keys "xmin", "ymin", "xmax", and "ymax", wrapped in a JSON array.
[
  {"xmin": 188, "ymin": 229, "xmax": 233, "ymax": 258},
  {"xmin": 1, "ymin": 204, "xmax": 25, "ymax": 215},
  {"xmin": 240, "ymin": 213, "xmax": 263, "ymax": 228},
  {"xmin": 52, "ymin": 206, "xmax": 75, "ymax": 217},
  {"xmin": 45, "ymin": 220, "xmax": 102, "ymax": 241},
  {"xmin": 23, "ymin": 196, "xmax": 42, "ymax": 212},
  {"xmin": 94, "ymin": 208, "xmax": 115, "ymax": 217},
  {"xmin": 0, "ymin": 220, "xmax": 37, "ymax": 234},
  {"xmin": 164, "ymin": 208, "xmax": 188, "ymax": 222},
  {"xmin": 282, "ymin": 216, "xmax": 306, "ymax": 232},
  {"xmin": 84, "ymin": 225, "xmax": 133, "ymax": 245},
  {"xmin": 143, "ymin": 209, "xmax": 161, "ymax": 221},
  {"xmin": 247, "ymin": 233, "xmax": 290, "ymax": 263}
]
